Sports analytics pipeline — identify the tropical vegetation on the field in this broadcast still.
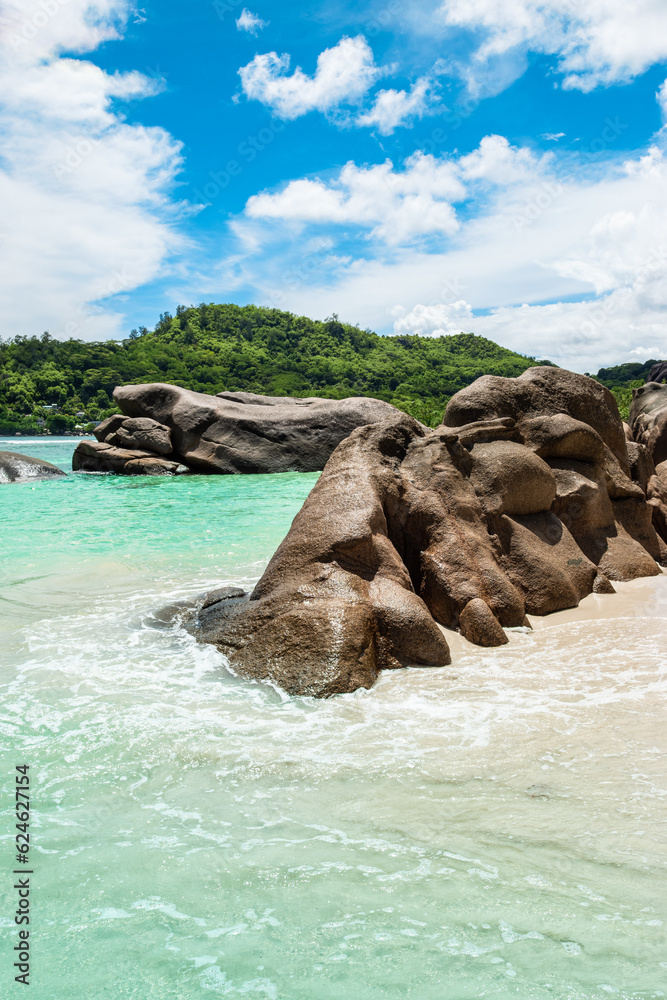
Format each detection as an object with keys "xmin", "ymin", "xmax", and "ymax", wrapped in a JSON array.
[{"xmin": 0, "ymin": 303, "xmax": 553, "ymax": 433}]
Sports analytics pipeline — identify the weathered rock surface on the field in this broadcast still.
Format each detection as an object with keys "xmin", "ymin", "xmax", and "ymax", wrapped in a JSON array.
[
  {"xmin": 459, "ymin": 598, "xmax": 508, "ymax": 646},
  {"xmin": 629, "ymin": 382, "xmax": 667, "ymax": 467},
  {"xmin": 100, "ymin": 416, "xmax": 173, "ymax": 455},
  {"xmin": 72, "ymin": 440, "xmax": 187, "ymax": 476},
  {"xmin": 443, "ymin": 366, "xmax": 630, "ymax": 471},
  {"xmin": 626, "ymin": 440, "xmax": 656, "ymax": 494},
  {"xmin": 647, "ymin": 361, "xmax": 667, "ymax": 384},
  {"xmin": 647, "ymin": 460, "xmax": 667, "ymax": 558},
  {"xmin": 73, "ymin": 384, "xmax": 404, "ymax": 476},
  {"xmin": 0, "ymin": 451, "xmax": 66, "ymax": 484},
  {"xmin": 189, "ymin": 366, "xmax": 662, "ymax": 698}
]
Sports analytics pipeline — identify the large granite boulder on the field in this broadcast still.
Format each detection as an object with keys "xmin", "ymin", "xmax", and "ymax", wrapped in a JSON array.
[
  {"xmin": 619, "ymin": 386, "xmax": 667, "ymax": 559},
  {"xmin": 629, "ymin": 382, "xmax": 667, "ymax": 467},
  {"xmin": 443, "ymin": 365, "xmax": 630, "ymax": 471},
  {"xmin": 647, "ymin": 460, "xmax": 667, "ymax": 562},
  {"xmin": 73, "ymin": 385, "xmax": 402, "ymax": 475},
  {"xmin": 0, "ymin": 451, "xmax": 66, "ymax": 484},
  {"xmin": 189, "ymin": 368, "xmax": 662, "ymax": 697},
  {"xmin": 646, "ymin": 361, "xmax": 667, "ymax": 384}
]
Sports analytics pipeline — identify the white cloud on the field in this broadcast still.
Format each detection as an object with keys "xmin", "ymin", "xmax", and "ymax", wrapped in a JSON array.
[
  {"xmin": 0, "ymin": 0, "xmax": 184, "ymax": 341},
  {"xmin": 235, "ymin": 9, "xmax": 267, "ymax": 35},
  {"xmin": 392, "ymin": 300, "xmax": 474, "ymax": 336},
  {"xmin": 235, "ymin": 138, "xmax": 667, "ymax": 372},
  {"xmin": 459, "ymin": 133, "xmax": 547, "ymax": 184},
  {"xmin": 542, "ymin": 132, "xmax": 565, "ymax": 141},
  {"xmin": 658, "ymin": 78, "xmax": 667, "ymax": 120},
  {"xmin": 390, "ymin": 292, "xmax": 667, "ymax": 372},
  {"xmin": 355, "ymin": 76, "xmax": 437, "ymax": 134},
  {"xmin": 238, "ymin": 35, "xmax": 381, "ymax": 119},
  {"xmin": 245, "ymin": 136, "xmax": 546, "ymax": 245},
  {"xmin": 437, "ymin": 0, "xmax": 667, "ymax": 92},
  {"xmin": 1, "ymin": 0, "xmax": 129, "ymax": 60},
  {"xmin": 246, "ymin": 151, "xmax": 466, "ymax": 244}
]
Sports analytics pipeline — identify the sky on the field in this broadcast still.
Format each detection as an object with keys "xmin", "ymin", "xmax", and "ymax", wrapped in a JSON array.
[{"xmin": 2, "ymin": 1, "xmax": 667, "ymax": 371}]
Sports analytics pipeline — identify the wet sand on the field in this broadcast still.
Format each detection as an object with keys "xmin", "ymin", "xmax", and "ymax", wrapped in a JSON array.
[{"xmin": 444, "ymin": 571, "xmax": 667, "ymax": 657}]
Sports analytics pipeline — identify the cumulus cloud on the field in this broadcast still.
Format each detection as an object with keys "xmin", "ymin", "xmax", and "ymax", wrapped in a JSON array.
[
  {"xmin": 437, "ymin": 0, "xmax": 667, "ymax": 92},
  {"xmin": 1, "ymin": 0, "xmax": 129, "ymax": 60},
  {"xmin": 392, "ymin": 300, "xmax": 474, "ymax": 336},
  {"xmin": 235, "ymin": 9, "xmax": 267, "ymax": 35},
  {"xmin": 391, "ymin": 290, "xmax": 667, "ymax": 373},
  {"xmin": 355, "ymin": 76, "xmax": 437, "ymax": 134},
  {"xmin": 658, "ymin": 78, "xmax": 667, "ymax": 120},
  {"xmin": 0, "ymin": 0, "xmax": 184, "ymax": 340},
  {"xmin": 238, "ymin": 139, "xmax": 667, "ymax": 372},
  {"xmin": 459, "ymin": 133, "xmax": 547, "ymax": 184},
  {"xmin": 246, "ymin": 151, "xmax": 467, "ymax": 244},
  {"xmin": 238, "ymin": 35, "xmax": 381, "ymax": 119},
  {"xmin": 245, "ymin": 136, "xmax": 546, "ymax": 244}
]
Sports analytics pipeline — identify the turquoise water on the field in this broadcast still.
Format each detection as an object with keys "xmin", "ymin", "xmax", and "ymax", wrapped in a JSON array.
[{"xmin": 1, "ymin": 438, "xmax": 666, "ymax": 999}]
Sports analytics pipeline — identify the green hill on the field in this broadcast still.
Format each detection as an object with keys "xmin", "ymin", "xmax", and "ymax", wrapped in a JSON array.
[
  {"xmin": 595, "ymin": 360, "xmax": 661, "ymax": 385},
  {"xmin": 0, "ymin": 303, "xmax": 551, "ymax": 434}
]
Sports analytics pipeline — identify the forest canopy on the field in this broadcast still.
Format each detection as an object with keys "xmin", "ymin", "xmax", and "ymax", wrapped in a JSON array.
[
  {"xmin": 3, "ymin": 302, "xmax": 654, "ymax": 431},
  {"xmin": 0, "ymin": 303, "xmax": 556, "ymax": 433}
]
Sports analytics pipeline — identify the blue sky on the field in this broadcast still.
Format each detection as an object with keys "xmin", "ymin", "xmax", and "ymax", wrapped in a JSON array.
[{"xmin": 3, "ymin": 0, "xmax": 667, "ymax": 371}]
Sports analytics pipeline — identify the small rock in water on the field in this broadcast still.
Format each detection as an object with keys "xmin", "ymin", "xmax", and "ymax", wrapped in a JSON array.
[
  {"xmin": 149, "ymin": 599, "xmax": 198, "ymax": 628},
  {"xmin": 0, "ymin": 451, "xmax": 66, "ymax": 484},
  {"xmin": 201, "ymin": 586, "xmax": 248, "ymax": 610},
  {"xmin": 151, "ymin": 585, "xmax": 249, "ymax": 628}
]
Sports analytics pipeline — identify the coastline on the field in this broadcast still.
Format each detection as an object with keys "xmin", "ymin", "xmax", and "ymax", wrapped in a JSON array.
[
  {"xmin": 443, "ymin": 572, "xmax": 667, "ymax": 658},
  {"xmin": 3, "ymin": 439, "xmax": 666, "ymax": 996}
]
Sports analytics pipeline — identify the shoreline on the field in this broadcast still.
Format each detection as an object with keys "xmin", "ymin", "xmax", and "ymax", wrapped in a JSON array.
[{"xmin": 443, "ymin": 571, "xmax": 667, "ymax": 658}]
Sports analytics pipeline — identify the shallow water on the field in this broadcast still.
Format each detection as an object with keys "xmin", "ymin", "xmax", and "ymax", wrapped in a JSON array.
[{"xmin": 1, "ymin": 438, "xmax": 666, "ymax": 999}]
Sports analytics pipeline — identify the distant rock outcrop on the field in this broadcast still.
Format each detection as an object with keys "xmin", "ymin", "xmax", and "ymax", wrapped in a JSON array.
[
  {"xmin": 629, "ymin": 382, "xmax": 667, "ymax": 466},
  {"xmin": 646, "ymin": 361, "xmax": 667, "ymax": 385},
  {"xmin": 188, "ymin": 367, "xmax": 663, "ymax": 698},
  {"xmin": 0, "ymin": 451, "xmax": 66, "ymax": 484},
  {"xmin": 72, "ymin": 384, "xmax": 402, "ymax": 475}
]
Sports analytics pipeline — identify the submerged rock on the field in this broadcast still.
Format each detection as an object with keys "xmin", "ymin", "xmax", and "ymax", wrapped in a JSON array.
[
  {"xmin": 73, "ymin": 384, "xmax": 403, "ymax": 476},
  {"xmin": 151, "ymin": 586, "xmax": 249, "ymax": 629},
  {"xmin": 189, "ymin": 367, "xmax": 662, "ymax": 698},
  {"xmin": 0, "ymin": 451, "xmax": 66, "ymax": 484}
]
